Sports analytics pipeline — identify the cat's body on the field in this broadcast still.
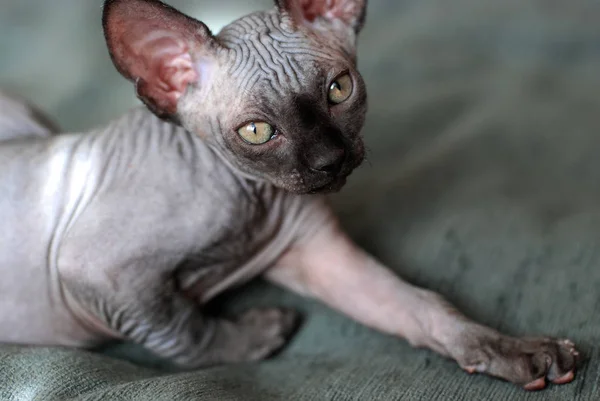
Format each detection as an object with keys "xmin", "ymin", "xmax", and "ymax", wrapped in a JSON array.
[
  {"xmin": 0, "ymin": 107, "xmax": 318, "ymax": 348},
  {"xmin": 0, "ymin": 0, "xmax": 579, "ymax": 390}
]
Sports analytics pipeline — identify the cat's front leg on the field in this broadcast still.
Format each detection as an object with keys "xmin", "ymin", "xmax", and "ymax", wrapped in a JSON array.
[
  {"xmin": 61, "ymin": 264, "xmax": 299, "ymax": 368},
  {"xmin": 265, "ymin": 207, "xmax": 579, "ymax": 390}
]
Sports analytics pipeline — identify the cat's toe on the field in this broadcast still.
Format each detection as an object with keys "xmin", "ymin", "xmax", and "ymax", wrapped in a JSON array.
[
  {"xmin": 236, "ymin": 307, "xmax": 302, "ymax": 361},
  {"xmin": 455, "ymin": 328, "xmax": 579, "ymax": 390}
]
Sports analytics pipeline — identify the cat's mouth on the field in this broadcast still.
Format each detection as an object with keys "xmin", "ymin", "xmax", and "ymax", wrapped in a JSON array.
[{"xmin": 308, "ymin": 176, "xmax": 348, "ymax": 194}]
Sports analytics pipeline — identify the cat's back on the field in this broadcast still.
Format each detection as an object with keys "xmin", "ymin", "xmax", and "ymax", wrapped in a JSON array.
[{"xmin": 0, "ymin": 90, "xmax": 58, "ymax": 140}]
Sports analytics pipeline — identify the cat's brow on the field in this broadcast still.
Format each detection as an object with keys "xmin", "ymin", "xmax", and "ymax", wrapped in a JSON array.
[{"xmin": 218, "ymin": 11, "xmax": 338, "ymax": 95}]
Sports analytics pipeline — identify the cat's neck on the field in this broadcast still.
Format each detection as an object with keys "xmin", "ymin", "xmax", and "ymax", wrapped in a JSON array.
[{"xmin": 78, "ymin": 106, "xmax": 270, "ymax": 196}]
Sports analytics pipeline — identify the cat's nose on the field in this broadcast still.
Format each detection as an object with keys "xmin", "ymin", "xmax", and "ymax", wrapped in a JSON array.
[{"xmin": 308, "ymin": 147, "xmax": 346, "ymax": 175}]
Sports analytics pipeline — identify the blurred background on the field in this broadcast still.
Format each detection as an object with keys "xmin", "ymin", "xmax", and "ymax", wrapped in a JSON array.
[
  {"xmin": 2, "ymin": 1, "xmax": 600, "ymax": 399},
  {"xmin": 2, "ymin": 0, "xmax": 598, "ymax": 132}
]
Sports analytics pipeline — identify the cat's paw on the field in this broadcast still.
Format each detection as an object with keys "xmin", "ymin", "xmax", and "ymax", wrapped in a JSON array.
[
  {"xmin": 234, "ymin": 307, "xmax": 301, "ymax": 361},
  {"xmin": 455, "ymin": 328, "xmax": 579, "ymax": 390}
]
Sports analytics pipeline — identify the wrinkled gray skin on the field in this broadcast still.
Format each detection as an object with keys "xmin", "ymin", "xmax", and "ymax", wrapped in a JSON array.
[{"xmin": 0, "ymin": 0, "xmax": 579, "ymax": 390}]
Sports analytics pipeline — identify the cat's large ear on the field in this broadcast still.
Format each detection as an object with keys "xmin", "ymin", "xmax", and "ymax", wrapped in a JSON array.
[
  {"xmin": 103, "ymin": 0, "xmax": 218, "ymax": 119},
  {"xmin": 275, "ymin": 0, "xmax": 367, "ymax": 36}
]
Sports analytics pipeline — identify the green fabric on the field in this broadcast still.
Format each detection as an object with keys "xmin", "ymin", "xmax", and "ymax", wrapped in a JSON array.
[{"xmin": 2, "ymin": 0, "xmax": 600, "ymax": 399}]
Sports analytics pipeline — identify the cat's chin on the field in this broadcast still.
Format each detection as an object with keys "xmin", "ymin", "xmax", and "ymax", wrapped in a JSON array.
[
  {"xmin": 276, "ymin": 175, "xmax": 347, "ymax": 195},
  {"xmin": 272, "ymin": 166, "xmax": 357, "ymax": 194},
  {"xmin": 307, "ymin": 177, "xmax": 347, "ymax": 194}
]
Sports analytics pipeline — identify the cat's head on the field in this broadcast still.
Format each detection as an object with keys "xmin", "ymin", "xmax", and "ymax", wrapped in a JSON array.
[{"xmin": 103, "ymin": 0, "xmax": 368, "ymax": 194}]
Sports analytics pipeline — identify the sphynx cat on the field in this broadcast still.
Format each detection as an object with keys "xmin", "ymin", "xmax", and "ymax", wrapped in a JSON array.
[{"xmin": 0, "ymin": 0, "xmax": 578, "ymax": 391}]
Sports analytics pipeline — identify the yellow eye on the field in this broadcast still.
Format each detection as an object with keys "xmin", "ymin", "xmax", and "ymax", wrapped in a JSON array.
[
  {"xmin": 328, "ymin": 74, "xmax": 353, "ymax": 104},
  {"xmin": 237, "ymin": 121, "xmax": 275, "ymax": 145}
]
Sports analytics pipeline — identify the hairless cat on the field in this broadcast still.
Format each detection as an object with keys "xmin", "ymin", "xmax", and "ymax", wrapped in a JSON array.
[{"xmin": 0, "ymin": 0, "xmax": 579, "ymax": 391}]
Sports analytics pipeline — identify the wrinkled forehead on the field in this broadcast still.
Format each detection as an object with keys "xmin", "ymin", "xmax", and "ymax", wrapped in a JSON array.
[{"xmin": 216, "ymin": 10, "xmax": 343, "ymax": 96}]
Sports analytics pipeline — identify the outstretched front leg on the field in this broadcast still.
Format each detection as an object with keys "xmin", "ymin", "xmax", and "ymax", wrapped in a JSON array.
[{"xmin": 266, "ymin": 204, "xmax": 579, "ymax": 390}]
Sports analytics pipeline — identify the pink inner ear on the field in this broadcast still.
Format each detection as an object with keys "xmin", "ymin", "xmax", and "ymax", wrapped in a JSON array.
[
  {"xmin": 291, "ymin": 0, "xmax": 362, "ymax": 27},
  {"xmin": 126, "ymin": 30, "xmax": 199, "ymax": 115},
  {"xmin": 104, "ymin": 0, "xmax": 212, "ymax": 117},
  {"xmin": 299, "ymin": 0, "xmax": 329, "ymax": 22}
]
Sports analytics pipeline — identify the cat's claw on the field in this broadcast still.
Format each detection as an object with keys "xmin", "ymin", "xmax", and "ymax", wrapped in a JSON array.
[{"xmin": 524, "ymin": 377, "xmax": 546, "ymax": 391}]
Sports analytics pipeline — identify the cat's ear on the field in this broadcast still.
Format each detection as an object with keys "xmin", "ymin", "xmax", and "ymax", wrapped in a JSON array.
[
  {"xmin": 275, "ymin": 0, "xmax": 367, "ymax": 35},
  {"xmin": 103, "ymin": 0, "xmax": 219, "ymax": 119}
]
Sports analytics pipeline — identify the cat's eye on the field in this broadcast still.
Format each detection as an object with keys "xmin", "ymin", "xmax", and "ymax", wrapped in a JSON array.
[
  {"xmin": 237, "ymin": 121, "xmax": 276, "ymax": 145},
  {"xmin": 328, "ymin": 74, "xmax": 353, "ymax": 104}
]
